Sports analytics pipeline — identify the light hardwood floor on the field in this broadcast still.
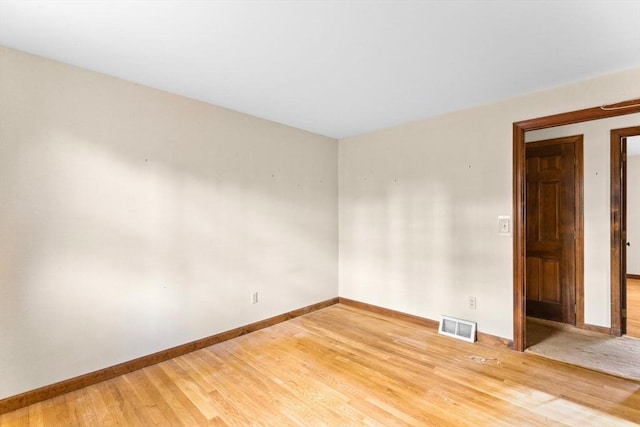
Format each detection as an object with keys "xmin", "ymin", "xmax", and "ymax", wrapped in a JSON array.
[
  {"xmin": 2, "ymin": 304, "xmax": 639, "ymax": 426},
  {"xmin": 627, "ymin": 278, "xmax": 640, "ymax": 338}
]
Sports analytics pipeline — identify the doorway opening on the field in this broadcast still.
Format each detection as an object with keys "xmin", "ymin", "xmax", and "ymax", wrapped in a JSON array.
[
  {"xmin": 512, "ymin": 98, "xmax": 640, "ymax": 352},
  {"xmin": 611, "ymin": 127, "xmax": 640, "ymax": 338}
]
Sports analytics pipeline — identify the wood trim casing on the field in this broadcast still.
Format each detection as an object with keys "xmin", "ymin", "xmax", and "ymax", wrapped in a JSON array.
[
  {"xmin": 513, "ymin": 123, "xmax": 527, "ymax": 352},
  {"xmin": 628, "ymin": 274, "xmax": 640, "ymax": 281},
  {"xmin": 611, "ymin": 126, "xmax": 640, "ymax": 336},
  {"xmin": 513, "ymin": 99, "xmax": 640, "ymax": 351},
  {"xmin": 515, "ymin": 99, "xmax": 640, "ymax": 131},
  {"xmin": 339, "ymin": 298, "xmax": 513, "ymax": 349},
  {"xmin": 0, "ymin": 298, "xmax": 339, "ymax": 415},
  {"xmin": 575, "ymin": 138, "xmax": 585, "ymax": 330},
  {"xmin": 611, "ymin": 128, "xmax": 622, "ymax": 336}
]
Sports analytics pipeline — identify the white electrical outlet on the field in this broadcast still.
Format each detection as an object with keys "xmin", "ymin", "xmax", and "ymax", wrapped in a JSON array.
[
  {"xmin": 251, "ymin": 291, "xmax": 259, "ymax": 304},
  {"xmin": 468, "ymin": 296, "xmax": 477, "ymax": 310}
]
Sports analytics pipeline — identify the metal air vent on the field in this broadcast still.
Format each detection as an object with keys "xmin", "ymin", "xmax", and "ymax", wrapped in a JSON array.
[{"xmin": 438, "ymin": 315, "xmax": 477, "ymax": 343}]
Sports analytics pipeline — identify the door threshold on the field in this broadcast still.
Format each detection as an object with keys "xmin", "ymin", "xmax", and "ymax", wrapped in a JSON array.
[{"xmin": 526, "ymin": 316, "xmax": 608, "ymax": 338}]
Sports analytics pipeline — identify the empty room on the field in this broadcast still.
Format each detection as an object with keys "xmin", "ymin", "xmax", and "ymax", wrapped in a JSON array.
[{"xmin": 1, "ymin": 1, "xmax": 640, "ymax": 425}]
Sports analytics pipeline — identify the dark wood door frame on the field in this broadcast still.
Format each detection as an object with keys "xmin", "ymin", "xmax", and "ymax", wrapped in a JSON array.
[
  {"xmin": 611, "ymin": 126, "xmax": 640, "ymax": 336},
  {"xmin": 512, "ymin": 98, "xmax": 640, "ymax": 352}
]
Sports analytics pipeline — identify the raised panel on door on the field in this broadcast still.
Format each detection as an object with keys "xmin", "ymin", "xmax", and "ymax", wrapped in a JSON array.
[{"xmin": 541, "ymin": 259, "xmax": 560, "ymax": 302}]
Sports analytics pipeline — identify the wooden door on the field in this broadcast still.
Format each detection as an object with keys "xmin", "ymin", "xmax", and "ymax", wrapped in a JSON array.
[{"xmin": 526, "ymin": 136, "xmax": 581, "ymax": 325}]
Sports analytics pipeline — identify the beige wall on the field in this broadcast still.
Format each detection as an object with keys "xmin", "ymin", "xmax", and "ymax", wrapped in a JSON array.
[
  {"xmin": 2, "ymin": 43, "xmax": 640, "ymax": 400},
  {"xmin": 339, "ymin": 67, "xmax": 640, "ymax": 339},
  {"xmin": 526, "ymin": 115, "xmax": 640, "ymax": 327},
  {"xmin": 0, "ymin": 47, "xmax": 338, "ymax": 399}
]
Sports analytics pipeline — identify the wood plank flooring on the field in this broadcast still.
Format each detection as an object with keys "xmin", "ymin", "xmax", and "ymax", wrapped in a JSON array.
[
  {"xmin": 627, "ymin": 278, "xmax": 640, "ymax": 338},
  {"xmin": 2, "ymin": 304, "xmax": 640, "ymax": 426}
]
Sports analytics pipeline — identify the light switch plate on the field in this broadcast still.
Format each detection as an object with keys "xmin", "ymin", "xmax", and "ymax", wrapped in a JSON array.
[{"xmin": 498, "ymin": 215, "xmax": 511, "ymax": 235}]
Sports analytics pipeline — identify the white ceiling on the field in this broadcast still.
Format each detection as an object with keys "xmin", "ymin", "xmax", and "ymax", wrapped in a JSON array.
[{"xmin": 1, "ymin": 1, "xmax": 639, "ymax": 139}]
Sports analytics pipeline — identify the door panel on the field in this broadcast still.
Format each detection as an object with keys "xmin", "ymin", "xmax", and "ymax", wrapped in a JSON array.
[
  {"xmin": 539, "ymin": 182, "xmax": 560, "ymax": 240},
  {"xmin": 526, "ymin": 136, "xmax": 580, "ymax": 325},
  {"xmin": 541, "ymin": 259, "xmax": 560, "ymax": 302}
]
